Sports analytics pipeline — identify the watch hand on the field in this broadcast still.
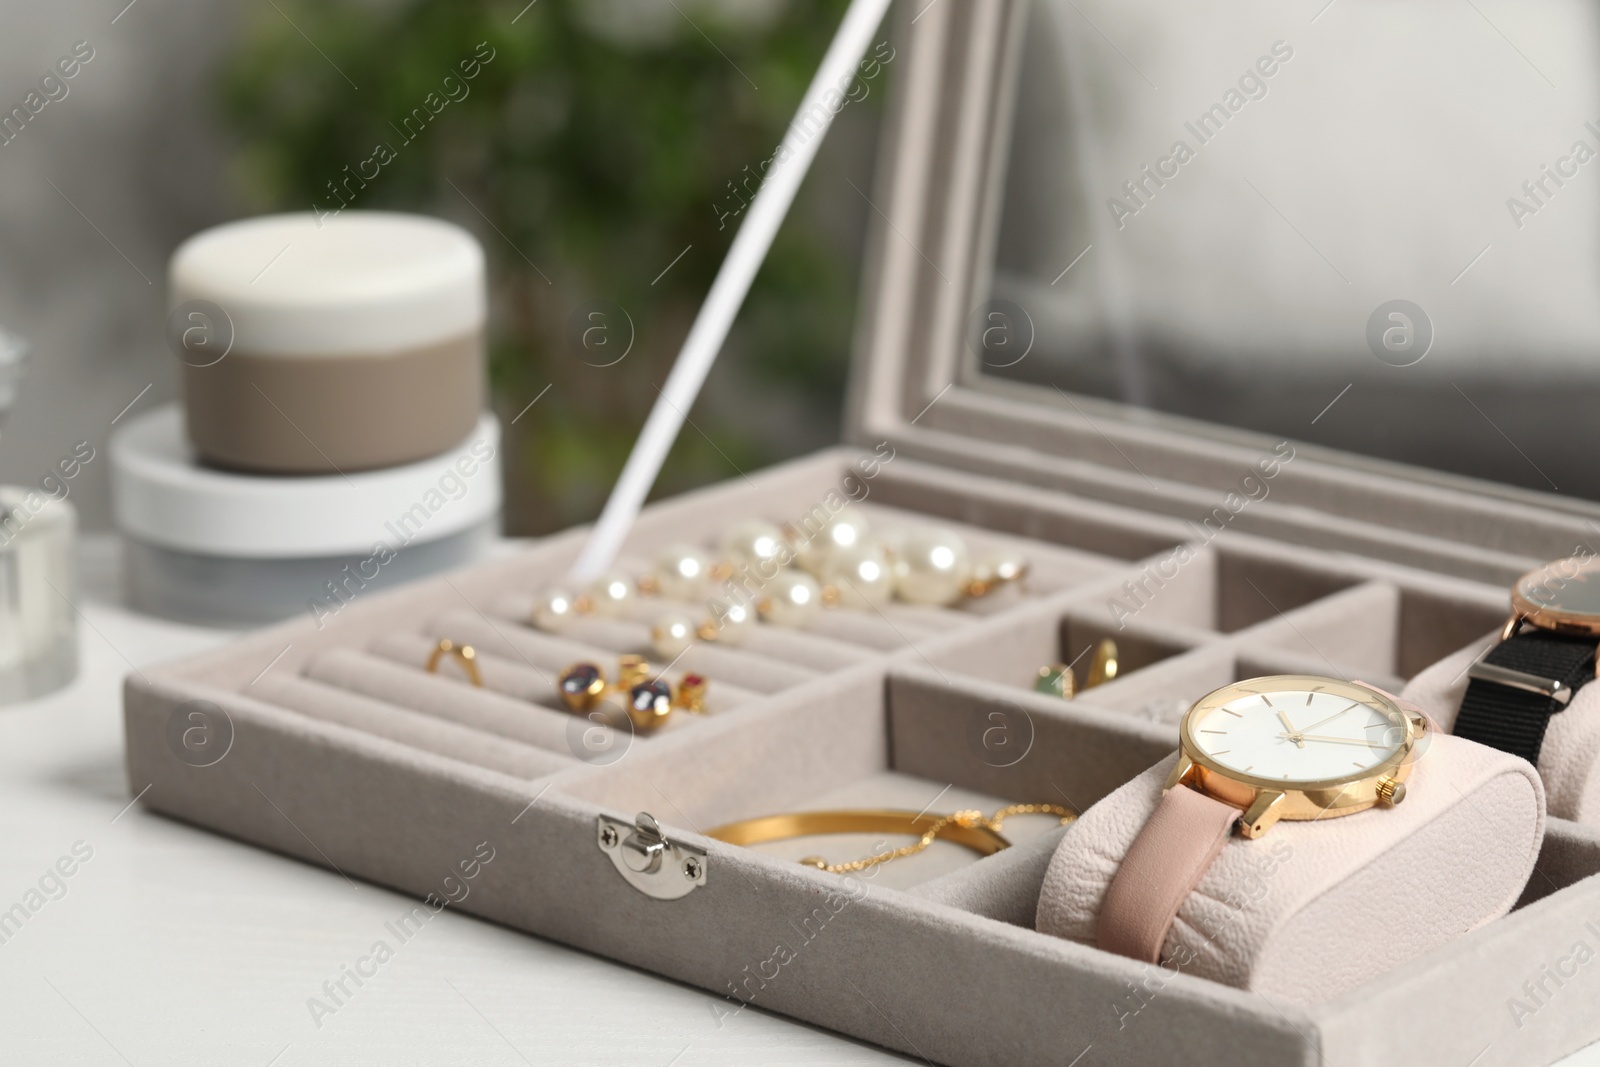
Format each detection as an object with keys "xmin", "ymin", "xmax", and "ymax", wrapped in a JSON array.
[
  {"xmin": 1275, "ymin": 710, "xmax": 1304, "ymax": 747},
  {"xmin": 1296, "ymin": 733, "xmax": 1387, "ymax": 749},
  {"xmin": 1297, "ymin": 701, "xmax": 1360, "ymax": 736}
]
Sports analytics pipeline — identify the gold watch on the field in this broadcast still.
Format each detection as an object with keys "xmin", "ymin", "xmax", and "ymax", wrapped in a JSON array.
[
  {"xmin": 1170, "ymin": 674, "xmax": 1428, "ymax": 838},
  {"xmin": 1097, "ymin": 675, "xmax": 1428, "ymax": 962}
]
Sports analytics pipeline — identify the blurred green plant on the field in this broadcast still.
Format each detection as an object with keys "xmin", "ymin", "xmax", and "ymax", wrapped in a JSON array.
[{"xmin": 220, "ymin": 0, "xmax": 876, "ymax": 533}]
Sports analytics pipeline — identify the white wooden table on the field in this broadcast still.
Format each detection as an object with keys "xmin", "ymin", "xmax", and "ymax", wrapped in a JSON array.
[
  {"xmin": 0, "ymin": 539, "xmax": 903, "ymax": 1066},
  {"xmin": 0, "ymin": 537, "xmax": 1592, "ymax": 1066}
]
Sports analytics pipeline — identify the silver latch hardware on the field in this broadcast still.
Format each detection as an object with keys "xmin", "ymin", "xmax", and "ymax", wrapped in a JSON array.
[
  {"xmin": 1467, "ymin": 659, "xmax": 1575, "ymax": 706},
  {"xmin": 597, "ymin": 812, "xmax": 707, "ymax": 900}
]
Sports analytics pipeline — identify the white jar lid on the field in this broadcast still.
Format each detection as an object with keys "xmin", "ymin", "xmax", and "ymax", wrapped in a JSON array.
[
  {"xmin": 111, "ymin": 404, "xmax": 502, "ymax": 558},
  {"xmin": 168, "ymin": 212, "xmax": 486, "ymax": 356}
]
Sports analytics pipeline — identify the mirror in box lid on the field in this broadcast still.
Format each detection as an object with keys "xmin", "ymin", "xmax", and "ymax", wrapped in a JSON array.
[{"xmin": 969, "ymin": 0, "xmax": 1600, "ymax": 505}]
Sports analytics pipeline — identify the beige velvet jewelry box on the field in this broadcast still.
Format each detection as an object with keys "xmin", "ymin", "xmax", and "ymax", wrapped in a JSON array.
[{"xmin": 124, "ymin": 3, "xmax": 1600, "ymax": 1065}]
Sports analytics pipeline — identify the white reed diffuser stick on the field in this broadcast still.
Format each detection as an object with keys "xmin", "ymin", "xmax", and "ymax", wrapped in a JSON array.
[{"xmin": 569, "ymin": 0, "xmax": 895, "ymax": 582}]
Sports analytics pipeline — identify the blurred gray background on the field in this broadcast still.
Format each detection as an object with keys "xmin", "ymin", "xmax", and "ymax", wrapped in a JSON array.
[
  {"xmin": 0, "ymin": 0, "xmax": 879, "ymax": 535},
  {"xmin": 0, "ymin": 1, "xmax": 239, "ymax": 530},
  {"xmin": 9, "ymin": 0, "xmax": 1598, "ymax": 534}
]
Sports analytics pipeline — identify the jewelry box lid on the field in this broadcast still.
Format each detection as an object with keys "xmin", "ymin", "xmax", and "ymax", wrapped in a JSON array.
[{"xmin": 844, "ymin": 0, "xmax": 1600, "ymax": 586}]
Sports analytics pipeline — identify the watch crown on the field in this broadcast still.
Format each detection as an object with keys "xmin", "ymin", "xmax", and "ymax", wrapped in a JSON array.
[{"xmin": 1376, "ymin": 777, "xmax": 1406, "ymax": 806}]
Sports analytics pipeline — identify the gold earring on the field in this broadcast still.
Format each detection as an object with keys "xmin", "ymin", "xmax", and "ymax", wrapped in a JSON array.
[
  {"xmin": 555, "ymin": 656, "xmax": 711, "ymax": 730},
  {"xmin": 674, "ymin": 672, "xmax": 709, "ymax": 714},
  {"xmin": 1035, "ymin": 639, "xmax": 1119, "ymax": 699},
  {"xmin": 1086, "ymin": 638, "xmax": 1118, "ymax": 688},
  {"xmin": 557, "ymin": 661, "xmax": 607, "ymax": 712},
  {"xmin": 616, "ymin": 654, "xmax": 651, "ymax": 690},
  {"xmin": 1034, "ymin": 664, "xmax": 1077, "ymax": 699}
]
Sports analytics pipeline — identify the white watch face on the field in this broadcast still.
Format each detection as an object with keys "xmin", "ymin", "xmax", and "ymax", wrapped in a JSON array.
[{"xmin": 1188, "ymin": 682, "xmax": 1408, "ymax": 785}]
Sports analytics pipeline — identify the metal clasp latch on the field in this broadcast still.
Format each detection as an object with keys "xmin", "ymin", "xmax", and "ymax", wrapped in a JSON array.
[
  {"xmin": 1467, "ymin": 659, "xmax": 1575, "ymax": 706},
  {"xmin": 597, "ymin": 812, "xmax": 707, "ymax": 900}
]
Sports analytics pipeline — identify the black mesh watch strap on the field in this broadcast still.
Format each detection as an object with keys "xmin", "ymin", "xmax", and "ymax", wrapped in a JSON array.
[{"xmin": 1456, "ymin": 630, "xmax": 1596, "ymax": 765}]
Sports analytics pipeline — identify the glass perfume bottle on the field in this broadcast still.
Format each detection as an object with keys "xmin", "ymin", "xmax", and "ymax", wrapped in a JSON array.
[{"xmin": 0, "ymin": 330, "xmax": 76, "ymax": 703}]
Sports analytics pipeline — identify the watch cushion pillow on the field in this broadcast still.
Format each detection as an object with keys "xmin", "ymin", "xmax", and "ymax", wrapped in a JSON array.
[{"xmin": 1035, "ymin": 735, "xmax": 1544, "ymax": 1003}]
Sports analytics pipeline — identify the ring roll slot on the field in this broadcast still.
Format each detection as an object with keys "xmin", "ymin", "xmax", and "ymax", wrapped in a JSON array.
[
  {"xmin": 425, "ymin": 608, "xmax": 649, "ymax": 673},
  {"xmin": 303, "ymin": 647, "xmax": 647, "ymax": 750},
  {"xmin": 859, "ymin": 461, "xmax": 1183, "ymax": 562},
  {"xmin": 371, "ymin": 632, "xmax": 561, "ymax": 707},
  {"xmin": 793, "ymin": 608, "xmax": 941, "ymax": 649},
  {"xmin": 255, "ymin": 673, "xmax": 575, "ymax": 778},
  {"xmin": 424, "ymin": 609, "xmax": 759, "ymax": 704},
  {"xmin": 859, "ymin": 500, "xmax": 1124, "ymax": 593},
  {"xmin": 482, "ymin": 599, "xmax": 816, "ymax": 693},
  {"xmin": 607, "ymin": 551, "xmax": 952, "ymax": 647},
  {"xmin": 1012, "ymin": 551, "xmax": 1123, "ymax": 596},
  {"xmin": 856, "ymin": 602, "xmax": 970, "ymax": 630},
  {"xmin": 613, "ymin": 596, "xmax": 875, "ymax": 671},
  {"xmin": 496, "ymin": 588, "xmax": 929, "ymax": 652},
  {"xmin": 606, "ymin": 552, "xmax": 970, "ymax": 632},
  {"xmin": 369, "ymin": 630, "xmax": 751, "ymax": 715}
]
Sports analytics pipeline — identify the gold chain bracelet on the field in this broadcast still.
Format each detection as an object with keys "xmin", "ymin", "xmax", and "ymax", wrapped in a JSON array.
[{"xmin": 706, "ymin": 802, "xmax": 1076, "ymax": 875}]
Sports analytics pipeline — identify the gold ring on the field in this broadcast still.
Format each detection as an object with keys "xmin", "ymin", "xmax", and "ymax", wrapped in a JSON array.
[{"xmin": 426, "ymin": 638, "xmax": 482, "ymax": 687}]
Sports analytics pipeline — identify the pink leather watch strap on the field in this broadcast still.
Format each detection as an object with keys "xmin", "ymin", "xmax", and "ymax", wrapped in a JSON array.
[{"xmin": 1096, "ymin": 785, "xmax": 1239, "ymax": 962}]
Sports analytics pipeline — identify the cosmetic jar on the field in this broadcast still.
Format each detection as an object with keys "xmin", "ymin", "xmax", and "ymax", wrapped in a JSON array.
[{"xmin": 169, "ymin": 211, "xmax": 485, "ymax": 474}]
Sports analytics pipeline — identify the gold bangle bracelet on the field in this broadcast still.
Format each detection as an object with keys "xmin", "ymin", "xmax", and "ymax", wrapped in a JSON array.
[{"xmin": 706, "ymin": 803, "xmax": 1076, "ymax": 875}]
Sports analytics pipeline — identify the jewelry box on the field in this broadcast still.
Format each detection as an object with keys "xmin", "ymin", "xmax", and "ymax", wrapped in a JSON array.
[{"xmin": 124, "ymin": 3, "xmax": 1600, "ymax": 1065}]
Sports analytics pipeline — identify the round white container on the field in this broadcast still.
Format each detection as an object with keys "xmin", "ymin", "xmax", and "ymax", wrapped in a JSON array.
[
  {"xmin": 111, "ymin": 404, "xmax": 501, "ymax": 627},
  {"xmin": 169, "ymin": 211, "xmax": 486, "ymax": 474}
]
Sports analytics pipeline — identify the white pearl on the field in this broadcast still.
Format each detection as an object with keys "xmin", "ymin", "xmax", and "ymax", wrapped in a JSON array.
[
  {"xmin": 650, "ymin": 612, "xmax": 697, "ymax": 660},
  {"xmin": 893, "ymin": 527, "xmax": 972, "ymax": 606},
  {"xmin": 705, "ymin": 598, "xmax": 756, "ymax": 645},
  {"xmin": 721, "ymin": 520, "xmax": 791, "ymax": 576},
  {"xmin": 654, "ymin": 543, "xmax": 710, "ymax": 601},
  {"xmin": 760, "ymin": 570, "xmax": 822, "ymax": 628},
  {"xmin": 824, "ymin": 512, "xmax": 871, "ymax": 550},
  {"xmin": 797, "ymin": 513, "xmax": 873, "ymax": 575},
  {"xmin": 587, "ymin": 571, "xmax": 635, "ymax": 616},
  {"xmin": 821, "ymin": 542, "xmax": 894, "ymax": 609},
  {"xmin": 531, "ymin": 586, "xmax": 579, "ymax": 632}
]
